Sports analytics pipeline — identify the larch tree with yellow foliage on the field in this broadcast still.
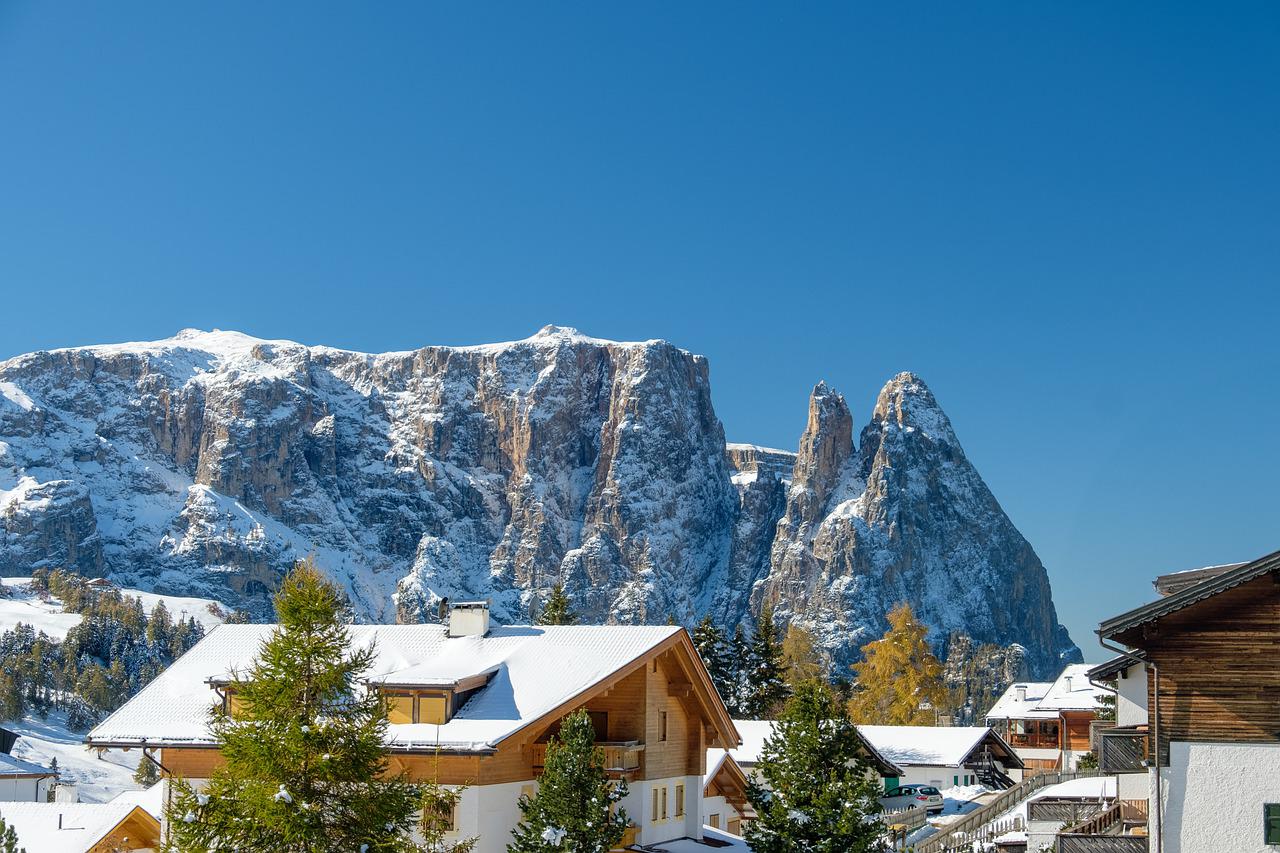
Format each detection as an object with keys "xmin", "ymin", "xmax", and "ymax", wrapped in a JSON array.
[{"xmin": 848, "ymin": 603, "xmax": 946, "ymax": 725}]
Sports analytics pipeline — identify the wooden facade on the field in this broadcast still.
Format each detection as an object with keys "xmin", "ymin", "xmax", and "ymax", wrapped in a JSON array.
[
  {"xmin": 162, "ymin": 629, "xmax": 735, "ymax": 790},
  {"xmin": 1111, "ymin": 573, "xmax": 1280, "ymax": 763}
]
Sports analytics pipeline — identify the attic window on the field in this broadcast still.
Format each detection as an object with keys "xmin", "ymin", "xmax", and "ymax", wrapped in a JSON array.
[{"xmin": 383, "ymin": 692, "xmax": 449, "ymax": 725}]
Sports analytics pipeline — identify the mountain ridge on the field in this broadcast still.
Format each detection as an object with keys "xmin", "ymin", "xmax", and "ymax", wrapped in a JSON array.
[{"xmin": 0, "ymin": 327, "xmax": 1080, "ymax": 676}]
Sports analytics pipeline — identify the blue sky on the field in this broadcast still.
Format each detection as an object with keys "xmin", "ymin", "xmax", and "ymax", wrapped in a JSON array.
[{"xmin": 2, "ymin": 3, "xmax": 1277, "ymax": 655}]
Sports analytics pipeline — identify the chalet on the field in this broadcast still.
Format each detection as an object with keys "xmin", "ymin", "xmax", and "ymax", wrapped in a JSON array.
[
  {"xmin": 701, "ymin": 749, "xmax": 752, "ymax": 836},
  {"xmin": 857, "ymin": 725, "xmax": 1023, "ymax": 789},
  {"xmin": 985, "ymin": 663, "xmax": 1107, "ymax": 774},
  {"xmin": 0, "ymin": 753, "xmax": 57, "ymax": 802},
  {"xmin": 85, "ymin": 603, "xmax": 739, "ymax": 853},
  {"xmin": 1097, "ymin": 549, "xmax": 1280, "ymax": 853},
  {"xmin": 0, "ymin": 801, "xmax": 161, "ymax": 852}
]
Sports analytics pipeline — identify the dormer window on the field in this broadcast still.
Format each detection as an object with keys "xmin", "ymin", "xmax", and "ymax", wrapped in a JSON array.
[{"xmin": 382, "ymin": 691, "xmax": 449, "ymax": 725}]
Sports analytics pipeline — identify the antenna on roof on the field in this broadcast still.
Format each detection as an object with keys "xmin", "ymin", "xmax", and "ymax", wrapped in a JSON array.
[{"xmin": 437, "ymin": 597, "xmax": 450, "ymax": 622}]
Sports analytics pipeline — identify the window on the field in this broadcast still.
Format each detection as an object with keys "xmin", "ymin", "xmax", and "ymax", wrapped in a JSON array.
[
  {"xmin": 653, "ymin": 659, "xmax": 659, "ymax": 673},
  {"xmin": 386, "ymin": 694, "xmax": 415, "ymax": 724},
  {"xmin": 419, "ymin": 695, "xmax": 448, "ymax": 725},
  {"xmin": 651, "ymin": 788, "xmax": 660, "ymax": 822},
  {"xmin": 588, "ymin": 710, "xmax": 609, "ymax": 741},
  {"xmin": 1265, "ymin": 803, "xmax": 1280, "ymax": 845},
  {"xmin": 661, "ymin": 785, "xmax": 668, "ymax": 819},
  {"xmin": 422, "ymin": 798, "xmax": 456, "ymax": 833},
  {"xmin": 709, "ymin": 813, "xmax": 720, "ymax": 829},
  {"xmin": 675, "ymin": 783, "xmax": 684, "ymax": 817},
  {"xmin": 953, "ymin": 775, "xmax": 959, "ymax": 786},
  {"xmin": 660, "ymin": 711, "xmax": 668, "ymax": 742}
]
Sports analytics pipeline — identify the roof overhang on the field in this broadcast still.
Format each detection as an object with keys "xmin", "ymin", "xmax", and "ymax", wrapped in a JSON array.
[
  {"xmin": 1098, "ymin": 548, "xmax": 1280, "ymax": 643},
  {"xmin": 853, "ymin": 730, "xmax": 904, "ymax": 778}
]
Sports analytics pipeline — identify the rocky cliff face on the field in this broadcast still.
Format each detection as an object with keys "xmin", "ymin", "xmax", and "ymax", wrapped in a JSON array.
[
  {"xmin": 0, "ymin": 328, "xmax": 1078, "ymax": 676},
  {"xmin": 763, "ymin": 373, "xmax": 1080, "ymax": 674}
]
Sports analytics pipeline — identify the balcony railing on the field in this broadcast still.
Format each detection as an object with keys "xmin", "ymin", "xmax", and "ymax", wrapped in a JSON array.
[
  {"xmin": 1099, "ymin": 730, "xmax": 1148, "ymax": 773},
  {"xmin": 531, "ymin": 741, "xmax": 644, "ymax": 777},
  {"xmin": 1008, "ymin": 732, "xmax": 1061, "ymax": 749}
]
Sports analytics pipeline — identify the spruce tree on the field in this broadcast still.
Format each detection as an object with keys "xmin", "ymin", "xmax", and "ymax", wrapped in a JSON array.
[
  {"xmin": 0, "ymin": 817, "xmax": 25, "ymax": 853},
  {"xmin": 726, "ymin": 625, "xmax": 750, "ymax": 717},
  {"xmin": 745, "ymin": 680, "xmax": 883, "ymax": 853},
  {"xmin": 536, "ymin": 584, "xmax": 578, "ymax": 626},
  {"xmin": 848, "ymin": 603, "xmax": 946, "ymax": 725},
  {"xmin": 133, "ymin": 754, "xmax": 160, "ymax": 787},
  {"xmin": 744, "ymin": 604, "xmax": 788, "ymax": 719},
  {"xmin": 164, "ymin": 558, "xmax": 424, "ymax": 852},
  {"xmin": 507, "ymin": 709, "xmax": 629, "ymax": 853},
  {"xmin": 692, "ymin": 616, "xmax": 734, "ymax": 710}
]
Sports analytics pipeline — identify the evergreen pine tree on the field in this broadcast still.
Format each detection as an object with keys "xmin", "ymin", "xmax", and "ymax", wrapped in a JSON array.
[
  {"xmin": 535, "ymin": 584, "xmax": 578, "ymax": 626},
  {"xmin": 133, "ymin": 754, "xmax": 160, "ymax": 787},
  {"xmin": 692, "ymin": 616, "xmax": 734, "ymax": 708},
  {"xmin": 507, "ymin": 709, "xmax": 629, "ymax": 853},
  {"xmin": 745, "ymin": 680, "xmax": 883, "ymax": 853},
  {"xmin": 726, "ymin": 625, "xmax": 750, "ymax": 717},
  {"xmin": 848, "ymin": 603, "xmax": 946, "ymax": 725},
  {"xmin": 164, "ymin": 558, "xmax": 424, "ymax": 852},
  {"xmin": 0, "ymin": 816, "xmax": 24, "ymax": 853},
  {"xmin": 744, "ymin": 604, "xmax": 788, "ymax": 719}
]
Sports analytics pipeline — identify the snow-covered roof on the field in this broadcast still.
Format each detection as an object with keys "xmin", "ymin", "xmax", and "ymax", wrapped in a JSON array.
[
  {"xmin": 986, "ymin": 664, "xmax": 1105, "ymax": 719},
  {"xmin": 728, "ymin": 719, "xmax": 777, "ymax": 765},
  {"xmin": 0, "ymin": 752, "xmax": 55, "ymax": 778},
  {"xmin": 856, "ymin": 725, "xmax": 996, "ymax": 768},
  {"xmin": 88, "ymin": 623, "xmax": 701, "ymax": 752},
  {"xmin": 723, "ymin": 719, "xmax": 903, "ymax": 777},
  {"xmin": 984, "ymin": 681, "xmax": 1055, "ymax": 720},
  {"xmin": 1033, "ymin": 664, "xmax": 1107, "ymax": 711},
  {"xmin": 0, "ymin": 802, "xmax": 155, "ymax": 853},
  {"xmin": 110, "ymin": 782, "xmax": 165, "ymax": 819}
]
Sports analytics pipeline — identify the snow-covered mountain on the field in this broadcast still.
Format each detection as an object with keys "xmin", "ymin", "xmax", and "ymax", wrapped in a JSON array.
[{"xmin": 0, "ymin": 327, "xmax": 1079, "ymax": 675}]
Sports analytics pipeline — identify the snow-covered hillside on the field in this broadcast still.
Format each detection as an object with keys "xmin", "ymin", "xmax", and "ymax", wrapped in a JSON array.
[
  {"xmin": 0, "ymin": 578, "xmax": 227, "ymax": 638},
  {"xmin": 0, "ymin": 327, "xmax": 1078, "ymax": 675}
]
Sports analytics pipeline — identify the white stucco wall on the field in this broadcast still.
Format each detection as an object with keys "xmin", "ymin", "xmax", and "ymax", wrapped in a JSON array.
[
  {"xmin": 0, "ymin": 776, "xmax": 47, "ymax": 802},
  {"xmin": 620, "ymin": 775, "xmax": 702, "ymax": 845},
  {"xmin": 895, "ymin": 766, "xmax": 981, "ymax": 788},
  {"xmin": 1156, "ymin": 741, "xmax": 1280, "ymax": 853},
  {"xmin": 703, "ymin": 793, "xmax": 729, "ymax": 830},
  {"xmin": 1115, "ymin": 663, "xmax": 1147, "ymax": 728}
]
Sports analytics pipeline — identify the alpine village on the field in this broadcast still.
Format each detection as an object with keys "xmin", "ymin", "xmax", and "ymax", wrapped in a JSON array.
[{"xmin": 0, "ymin": 329, "xmax": 1272, "ymax": 853}]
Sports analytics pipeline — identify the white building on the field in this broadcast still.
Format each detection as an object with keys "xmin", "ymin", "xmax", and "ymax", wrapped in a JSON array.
[
  {"xmin": 985, "ymin": 663, "xmax": 1107, "ymax": 773},
  {"xmin": 0, "ymin": 753, "xmax": 56, "ymax": 802},
  {"xmin": 857, "ymin": 725, "xmax": 1023, "ymax": 789}
]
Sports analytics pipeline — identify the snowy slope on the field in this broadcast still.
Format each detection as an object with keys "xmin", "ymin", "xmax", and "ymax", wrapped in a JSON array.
[{"xmin": 0, "ymin": 578, "xmax": 227, "ymax": 638}]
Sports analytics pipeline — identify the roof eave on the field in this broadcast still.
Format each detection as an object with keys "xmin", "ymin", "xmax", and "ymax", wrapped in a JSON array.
[{"xmin": 1098, "ymin": 548, "xmax": 1280, "ymax": 642}]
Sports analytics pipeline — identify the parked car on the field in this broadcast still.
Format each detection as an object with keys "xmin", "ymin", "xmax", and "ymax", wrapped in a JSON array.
[{"xmin": 880, "ymin": 784, "xmax": 944, "ymax": 815}]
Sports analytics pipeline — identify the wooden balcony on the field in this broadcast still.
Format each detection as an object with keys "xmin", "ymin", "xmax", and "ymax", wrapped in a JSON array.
[
  {"xmin": 531, "ymin": 741, "xmax": 644, "ymax": 779},
  {"xmin": 1099, "ymin": 729, "xmax": 1148, "ymax": 773},
  {"xmin": 1009, "ymin": 732, "xmax": 1061, "ymax": 749},
  {"xmin": 1056, "ymin": 800, "xmax": 1149, "ymax": 852}
]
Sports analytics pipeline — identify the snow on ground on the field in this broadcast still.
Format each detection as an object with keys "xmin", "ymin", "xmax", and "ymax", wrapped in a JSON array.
[
  {"xmin": 899, "ymin": 785, "xmax": 991, "ymax": 847},
  {"xmin": 0, "ymin": 587, "xmax": 81, "ymax": 639},
  {"xmin": 0, "ymin": 577, "xmax": 228, "ymax": 639},
  {"xmin": 6, "ymin": 711, "xmax": 142, "ymax": 803}
]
